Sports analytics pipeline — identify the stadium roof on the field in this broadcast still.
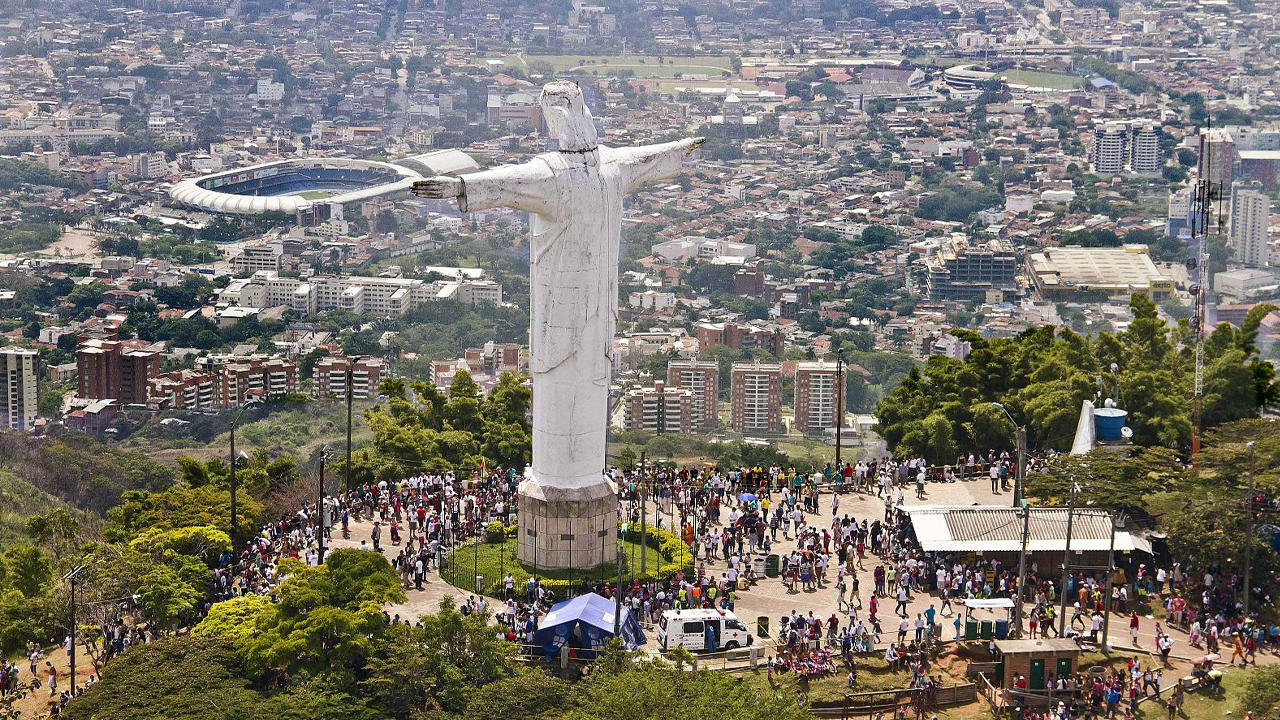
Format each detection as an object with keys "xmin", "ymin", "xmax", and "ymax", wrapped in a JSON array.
[
  {"xmin": 169, "ymin": 158, "xmax": 422, "ymax": 215},
  {"xmin": 396, "ymin": 149, "xmax": 481, "ymax": 177}
]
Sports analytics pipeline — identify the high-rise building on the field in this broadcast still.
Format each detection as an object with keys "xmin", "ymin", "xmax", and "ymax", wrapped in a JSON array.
[
  {"xmin": 666, "ymin": 359, "xmax": 719, "ymax": 430},
  {"xmin": 315, "ymin": 356, "xmax": 385, "ymax": 399},
  {"xmin": 1092, "ymin": 122, "xmax": 1130, "ymax": 175},
  {"xmin": 0, "ymin": 348, "xmax": 40, "ymax": 431},
  {"xmin": 621, "ymin": 381, "xmax": 693, "ymax": 434},
  {"xmin": 1229, "ymin": 183, "xmax": 1270, "ymax": 268},
  {"xmin": 221, "ymin": 357, "xmax": 299, "ymax": 406},
  {"xmin": 147, "ymin": 370, "xmax": 219, "ymax": 411},
  {"xmin": 924, "ymin": 237, "xmax": 1018, "ymax": 301},
  {"xmin": 76, "ymin": 336, "xmax": 160, "ymax": 404},
  {"xmin": 794, "ymin": 360, "xmax": 843, "ymax": 435},
  {"xmin": 730, "ymin": 360, "xmax": 783, "ymax": 436},
  {"xmin": 1131, "ymin": 122, "xmax": 1161, "ymax": 176},
  {"xmin": 1200, "ymin": 128, "xmax": 1236, "ymax": 192}
]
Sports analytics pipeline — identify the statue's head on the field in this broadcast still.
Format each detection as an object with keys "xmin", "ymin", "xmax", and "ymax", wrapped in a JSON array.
[{"xmin": 539, "ymin": 81, "xmax": 597, "ymax": 152}]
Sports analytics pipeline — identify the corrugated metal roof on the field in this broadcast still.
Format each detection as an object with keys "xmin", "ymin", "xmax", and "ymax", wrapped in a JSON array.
[{"xmin": 904, "ymin": 505, "xmax": 1151, "ymax": 554}]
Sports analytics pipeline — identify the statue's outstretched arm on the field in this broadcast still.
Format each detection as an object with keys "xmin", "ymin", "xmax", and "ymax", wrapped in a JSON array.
[
  {"xmin": 412, "ymin": 159, "xmax": 556, "ymax": 216},
  {"xmin": 615, "ymin": 137, "xmax": 705, "ymax": 192}
]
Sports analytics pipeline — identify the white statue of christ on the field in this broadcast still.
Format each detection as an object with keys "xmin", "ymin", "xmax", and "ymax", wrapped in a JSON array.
[{"xmin": 413, "ymin": 81, "xmax": 703, "ymax": 491}]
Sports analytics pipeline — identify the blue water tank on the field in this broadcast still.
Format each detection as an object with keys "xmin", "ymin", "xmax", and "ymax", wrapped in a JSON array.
[{"xmin": 1094, "ymin": 408, "xmax": 1128, "ymax": 441}]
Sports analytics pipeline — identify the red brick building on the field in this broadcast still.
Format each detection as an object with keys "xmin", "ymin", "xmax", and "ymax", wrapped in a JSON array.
[
  {"xmin": 221, "ymin": 357, "xmax": 298, "ymax": 406},
  {"xmin": 696, "ymin": 321, "xmax": 784, "ymax": 356},
  {"xmin": 794, "ymin": 360, "xmax": 843, "ymax": 435},
  {"xmin": 730, "ymin": 360, "xmax": 783, "ymax": 435},
  {"xmin": 315, "ymin": 356, "xmax": 385, "ymax": 399},
  {"xmin": 666, "ymin": 359, "xmax": 719, "ymax": 430},
  {"xmin": 621, "ymin": 381, "xmax": 693, "ymax": 434},
  {"xmin": 76, "ymin": 335, "xmax": 160, "ymax": 405}
]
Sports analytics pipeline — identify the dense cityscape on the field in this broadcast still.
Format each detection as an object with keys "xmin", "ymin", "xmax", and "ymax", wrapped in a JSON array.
[{"xmin": 0, "ymin": 0, "xmax": 1279, "ymax": 717}]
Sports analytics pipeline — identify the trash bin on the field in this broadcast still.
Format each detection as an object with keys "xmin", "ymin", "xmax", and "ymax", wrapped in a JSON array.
[
  {"xmin": 764, "ymin": 554, "xmax": 780, "ymax": 577},
  {"xmin": 965, "ymin": 618, "xmax": 978, "ymax": 641},
  {"xmin": 475, "ymin": 575, "xmax": 484, "ymax": 594},
  {"xmin": 980, "ymin": 620, "xmax": 994, "ymax": 640},
  {"xmin": 752, "ymin": 555, "xmax": 767, "ymax": 577},
  {"xmin": 995, "ymin": 619, "xmax": 1009, "ymax": 640},
  {"xmin": 757, "ymin": 616, "xmax": 770, "ymax": 638}
]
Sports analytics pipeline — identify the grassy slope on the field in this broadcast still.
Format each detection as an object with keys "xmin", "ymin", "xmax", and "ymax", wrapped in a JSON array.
[{"xmin": 0, "ymin": 467, "xmax": 95, "ymax": 547}]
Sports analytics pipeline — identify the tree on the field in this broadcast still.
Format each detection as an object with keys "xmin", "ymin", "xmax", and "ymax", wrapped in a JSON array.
[
  {"xmin": 63, "ymin": 636, "xmax": 385, "ymax": 720},
  {"xmin": 362, "ymin": 597, "xmax": 516, "ymax": 716},
  {"xmin": 232, "ymin": 552, "xmax": 404, "ymax": 681},
  {"xmin": 564, "ymin": 659, "xmax": 808, "ymax": 720}
]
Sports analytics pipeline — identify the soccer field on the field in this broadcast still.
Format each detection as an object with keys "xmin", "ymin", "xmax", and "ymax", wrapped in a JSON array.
[{"xmin": 1001, "ymin": 69, "xmax": 1083, "ymax": 91}]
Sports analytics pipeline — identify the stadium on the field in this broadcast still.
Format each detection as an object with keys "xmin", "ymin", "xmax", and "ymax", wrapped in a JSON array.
[{"xmin": 168, "ymin": 151, "xmax": 479, "ymax": 217}]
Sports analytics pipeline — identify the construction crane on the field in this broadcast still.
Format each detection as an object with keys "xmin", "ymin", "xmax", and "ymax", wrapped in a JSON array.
[{"xmin": 1189, "ymin": 114, "xmax": 1225, "ymax": 465}]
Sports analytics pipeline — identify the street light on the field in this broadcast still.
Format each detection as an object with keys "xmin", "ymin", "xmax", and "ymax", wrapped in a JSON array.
[
  {"xmin": 992, "ymin": 402, "xmax": 1027, "ymax": 507},
  {"xmin": 1243, "ymin": 440, "xmax": 1256, "ymax": 616},
  {"xmin": 834, "ymin": 349, "xmax": 847, "ymax": 471},
  {"xmin": 229, "ymin": 397, "xmax": 260, "ymax": 540}
]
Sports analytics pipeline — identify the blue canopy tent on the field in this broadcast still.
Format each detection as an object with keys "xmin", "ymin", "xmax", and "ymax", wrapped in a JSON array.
[{"xmin": 533, "ymin": 593, "xmax": 646, "ymax": 660}]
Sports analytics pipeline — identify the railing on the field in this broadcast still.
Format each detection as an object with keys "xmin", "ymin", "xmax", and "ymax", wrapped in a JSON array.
[{"xmin": 805, "ymin": 682, "xmax": 978, "ymax": 718}]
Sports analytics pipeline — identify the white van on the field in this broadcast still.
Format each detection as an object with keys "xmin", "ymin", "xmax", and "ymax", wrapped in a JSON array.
[{"xmin": 657, "ymin": 609, "xmax": 754, "ymax": 652}]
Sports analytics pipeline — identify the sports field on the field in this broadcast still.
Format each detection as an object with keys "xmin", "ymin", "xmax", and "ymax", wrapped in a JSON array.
[
  {"xmin": 292, "ymin": 189, "xmax": 338, "ymax": 200},
  {"xmin": 1001, "ymin": 69, "xmax": 1083, "ymax": 90},
  {"xmin": 490, "ymin": 53, "xmax": 734, "ymax": 79}
]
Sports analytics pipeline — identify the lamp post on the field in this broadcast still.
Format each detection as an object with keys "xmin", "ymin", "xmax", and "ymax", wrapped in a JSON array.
[
  {"xmin": 834, "ymin": 349, "xmax": 846, "ymax": 469},
  {"xmin": 1243, "ymin": 441, "xmax": 1256, "ymax": 616},
  {"xmin": 345, "ymin": 355, "xmax": 361, "ymax": 494},
  {"xmin": 992, "ymin": 402, "xmax": 1027, "ymax": 507},
  {"xmin": 229, "ymin": 397, "xmax": 260, "ymax": 540},
  {"xmin": 318, "ymin": 446, "xmax": 331, "ymax": 564}
]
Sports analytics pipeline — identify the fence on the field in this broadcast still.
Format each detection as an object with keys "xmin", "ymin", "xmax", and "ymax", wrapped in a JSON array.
[{"xmin": 805, "ymin": 682, "xmax": 978, "ymax": 718}]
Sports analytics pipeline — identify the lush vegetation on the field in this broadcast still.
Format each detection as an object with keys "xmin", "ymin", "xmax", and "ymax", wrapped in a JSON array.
[
  {"xmin": 340, "ymin": 372, "xmax": 532, "ymax": 483},
  {"xmin": 447, "ymin": 524, "xmax": 690, "ymax": 598},
  {"xmin": 875, "ymin": 296, "xmax": 1279, "ymax": 461}
]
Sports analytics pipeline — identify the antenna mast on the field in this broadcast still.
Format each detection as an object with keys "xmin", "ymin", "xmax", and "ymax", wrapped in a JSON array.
[{"xmin": 1190, "ymin": 112, "xmax": 1223, "ymax": 465}]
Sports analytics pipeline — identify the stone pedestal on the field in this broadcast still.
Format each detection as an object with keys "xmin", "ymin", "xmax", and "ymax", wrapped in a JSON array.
[{"xmin": 517, "ymin": 478, "xmax": 616, "ymax": 570}]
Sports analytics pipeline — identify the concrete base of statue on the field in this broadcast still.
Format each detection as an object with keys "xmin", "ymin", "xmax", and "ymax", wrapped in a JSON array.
[{"xmin": 517, "ymin": 477, "xmax": 616, "ymax": 570}]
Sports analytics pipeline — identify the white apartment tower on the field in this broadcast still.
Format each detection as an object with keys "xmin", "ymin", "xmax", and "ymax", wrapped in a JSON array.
[
  {"xmin": 1092, "ymin": 122, "xmax": 1130, "ymax": 175},
  {"xmin": 1131, "ymin": 122, "xmax": 1161, "ymax": 176},
  {"xmin": 1229, "ymin": 184, "xmax": 1271, "ymax": 268},
  {"xmin": 0, "ymin": 348, "xmax": 40, "ymax": 431}
]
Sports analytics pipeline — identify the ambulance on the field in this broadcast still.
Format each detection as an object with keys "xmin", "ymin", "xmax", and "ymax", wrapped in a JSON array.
[{"xmin": 656, "ymin": 608, "xmax": 754, "ymax": 652}]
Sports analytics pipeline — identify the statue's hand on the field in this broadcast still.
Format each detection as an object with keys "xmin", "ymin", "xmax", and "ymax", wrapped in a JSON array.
[{"xmin": 411, "ymin": 176, "xmax": 462, "ymax": 199}]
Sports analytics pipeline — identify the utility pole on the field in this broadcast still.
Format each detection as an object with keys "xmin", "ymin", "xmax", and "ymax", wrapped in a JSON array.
[
  {"xmin": 1101, "ymin": 512, "xmax": 1117, "ymax": 650},
  {"xmin": 63, "ymin": 565, "xmax": 86, "ymax": 694},
  {"xmin": 640, "ymin": 451, "xmax": 647, "ymax": 573},
  {"xmin": 345, "ymin": 356, "xmax": 359, "ymax": 493},
  {"xmin": 1057, "ymin": 482, "xmax": 1079, "ymax": 638},
  {"xmin": 1014, "ymin": 503, "xmax": 1030, "ymax": 638},
  {"xmin": 834, "ymin": 351, "xmax": 845, "ymax": 468},
  {"xmin": 1243, "ymin": 441, "xmax": 1256, "ymax": 616},
  {"xmin": 1014, "ymin": 425, "xmax": 1027, "ymax": 508},
  {"xmin": 229, "ymin": 417, "xmax": 238, "ymax": 539},
  {"xmin": 318, "ymin": 447, "xmax": 329, "ymax": 564}
]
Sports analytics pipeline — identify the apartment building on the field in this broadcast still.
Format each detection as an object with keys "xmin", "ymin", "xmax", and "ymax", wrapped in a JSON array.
[
  {"xmin": 76, "ymin": 337, "xmax": 160, "ymax": 404},
  {"xmin": 315, "ymin": 355, "xmax": 386, "ymax": 399},
  {"xmin": 794, "ymin": 360, "xmax": 843, "ymax": 435},
  {"xmin": 666, "ymin": 359, "xmax": 719, "ymax": 430},
  {"xmin": 0, "ymin": 348, "xmax": 40, "ymax": 431},
  {"xmin": 621, "ymin": 381, "xmax": 693, "ymax": 435},
  {"xmin": 730, "ymin": 360, "xmax": 783, "ymax": 435},
  {"xmin": 147, "ymin": 369, "xmax": 220, "ymax": 411},
  {"xmin": 221, "ymin": 357, "xmax": 299, "ymax": 406}
]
